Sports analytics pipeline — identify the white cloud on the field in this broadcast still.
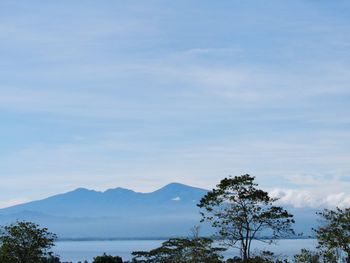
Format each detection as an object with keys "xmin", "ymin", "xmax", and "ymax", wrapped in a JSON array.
[{"xmin": 270, "ymin": 188, "xmax": 350, "ymax": 208}]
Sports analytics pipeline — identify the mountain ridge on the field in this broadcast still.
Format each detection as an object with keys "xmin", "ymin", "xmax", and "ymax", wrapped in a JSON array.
[
  {"xmin": 0, "ymin": 182, "xmax": 207, "ymax": 214},
  {"xmin": 0, "ymin": 182, "xmax": 317, "ymax": 238}
]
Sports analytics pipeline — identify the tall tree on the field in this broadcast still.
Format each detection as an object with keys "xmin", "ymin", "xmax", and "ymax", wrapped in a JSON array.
[
  {"xmin": 198, "ymin": 174, "xmax": 295, "ymax": 263},
  {"xmin": 0, "ymin": 221, "xmax": 57, "ymax": 263},
  {"xmin": 315, "ymin": 207, "xmax": 350, "ymax": 263}
]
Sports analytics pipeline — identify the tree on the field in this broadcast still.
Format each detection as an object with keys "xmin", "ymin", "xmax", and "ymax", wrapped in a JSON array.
[
  {"xmin": 198, "ymin": 174, "xmax": 295, "ymax": 263},
  {"xmin": 92, "ymin": 253, "xmax": 123, "ymax": 263},
  {"xmin": 132, "ymin": 237, "xmax": 225, "ymax": 263},
  {"xmin": 293, "ymin": 248, "xmax": 337, "ymax": 263},
  {"xmin": 227, "ymin": 251, "xmax": 288, "ymax": 263},
  {"xmin": 42, "ymin": 254, "xmax": 61, "ymax": 263},
  {"xmin": 314, "ymin": 207, "xmax": 350, "ymax": 263},
  {"xmin": 293, "ymin": 249, "xmax": 320, "ymax": 263},
  {"xmin": 0, "ymin": 221, "xmax": 57, "ymax": 263}
]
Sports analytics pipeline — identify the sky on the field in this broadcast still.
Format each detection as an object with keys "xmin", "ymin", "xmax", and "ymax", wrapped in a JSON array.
[{"xmin": 0, "ymin": 0, "xmax": 350, "ymax": 209}]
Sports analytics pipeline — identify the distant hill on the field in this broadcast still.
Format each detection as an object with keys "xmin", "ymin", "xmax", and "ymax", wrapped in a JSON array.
[
  {"xmin": 0, "ymin": 183, "xmax": 207, "ymax": 217},
  {"xmin": 0, "ymin": 183, "xmax": 318, "ymax": 239}
]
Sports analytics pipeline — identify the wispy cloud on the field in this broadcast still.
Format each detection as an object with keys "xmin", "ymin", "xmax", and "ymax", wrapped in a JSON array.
[{"xmin": 0, "ymin": 0, "xmax": 349, "ymax": 207}]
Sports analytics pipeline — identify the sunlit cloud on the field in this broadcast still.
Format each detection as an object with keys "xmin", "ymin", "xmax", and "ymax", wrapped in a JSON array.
[{"xmin": 270, "ymin": 189, "xmax": 350, "ymax": 208}]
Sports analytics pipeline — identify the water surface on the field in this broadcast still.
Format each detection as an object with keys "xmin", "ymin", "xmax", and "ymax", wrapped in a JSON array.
[{"xmin": 54, "ymin": 239, "xmax": 317, "ymax": 262}]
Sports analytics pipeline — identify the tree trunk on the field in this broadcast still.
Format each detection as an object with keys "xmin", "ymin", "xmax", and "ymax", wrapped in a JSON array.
[{"xmin": 242, "ymin": 244, "xmax": 248, "ymax": 263}]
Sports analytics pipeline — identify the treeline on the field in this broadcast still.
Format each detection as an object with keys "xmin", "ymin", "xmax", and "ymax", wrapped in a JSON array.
[{"xmin": 0, "ymin": 174, "xmax": 348, "ymax": 263}]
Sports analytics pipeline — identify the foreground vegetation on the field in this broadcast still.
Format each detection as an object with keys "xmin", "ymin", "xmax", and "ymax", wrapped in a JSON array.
[{"xmin": 0, "ymin": 175, "xmax": 348, "ymax": 263}]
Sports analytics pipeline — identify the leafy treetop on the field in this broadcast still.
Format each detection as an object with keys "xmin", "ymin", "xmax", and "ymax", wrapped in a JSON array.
[{"xmin": 198, "ymin": 174, "xmax": 295, "ymax": 262}]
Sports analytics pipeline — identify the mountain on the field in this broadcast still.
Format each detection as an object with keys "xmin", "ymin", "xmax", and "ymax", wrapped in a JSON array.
[
  {"xmin": 0, "ymin": 183, "xmax": 209, "ymax": 238},
  {"xmin": 0, "ymin": 183, "xmax": 207, "ymax": 217},
  {"xmin": 0, "ymin": 183, "xmax": 318, "ymax": 239}
]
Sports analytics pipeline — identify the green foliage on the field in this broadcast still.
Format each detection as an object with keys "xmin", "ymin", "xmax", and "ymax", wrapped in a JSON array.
[
  {"xmin": 293, "ymin": 248, "xmax": 337, "ymax": 263},
  {"xmin": 132, "ymin": 237, "xmax": 225, "ymax": 263},
  {"xmin": 314, "ymin": 207, "xmax": 350, "ymax": 262},
  {"xmin": 92, "ymin": 253, "xmax": 123, "ymax": 263},
  {"xmin": 0, "ymin": 220, "xmax": 58, "ymax": 263},
  {"xmin": 293, "ymin": 249, "xmax": 320, "ymax": 263},
  {"xmin": 198, "ymin": 174, "xmax": 295, "ymax": 263},
  {"xmin": 227, "ymin": 251, "xmax": 289, "ymax": 263},
  {"xmin": 42, "ymin": 254, "xmax": 61, "ymax": 263}
]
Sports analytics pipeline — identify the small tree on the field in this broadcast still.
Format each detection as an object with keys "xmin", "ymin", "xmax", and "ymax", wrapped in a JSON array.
[
  {"xmin": 0, "ymin": 221, "xmax": 57, "ymax": 263},
  {"xmin": 314, "ymin": 207, "xmax": 350, "ymax": 263},
  {"xmin": 42, "ymin": 253, "xmax": 61, "ymax": 263},
  {"xmin": 293, "ymin": 248, "xmax": 337, "ymax": 263},
  {"xmin": 92, "ymin": 253, "xmax": 123, "ymax": 263},
  {"xmin": 132, "ymin": 237, "xmax": 225, "ymax": 263},
  {"xmin": 198, "ymin": 174, "xmax": 295, "ymax": 263},
  {"xmin": 293, "ymin": 249, "xmax": 320, "ymax": 263},
  {"xmin": 228, "ymin": 251, "xmax": 287, "ymax": 263}
]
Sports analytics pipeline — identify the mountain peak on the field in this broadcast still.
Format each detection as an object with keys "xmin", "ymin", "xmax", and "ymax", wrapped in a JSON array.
[
  {"xmin": 161, "ymin": 182, "xmax": 193, "ymax": 190},
  {"xmin": 73, "ymin": 187, "xmax": 91, "ymax": 192},
  {"xmin": 149, "ymin": 182, "xmax": 207, "ymax": 203},
  {"xmin": 104, "ymin": 187, "xmax": 135, "ymax": 194},
  {"xmin": 69, "ymin": 187, "xmax": 100, "ymax": 195},
  {"xmin": 156, "ymin": 182, "xmax": 207, "ymax": 193}
]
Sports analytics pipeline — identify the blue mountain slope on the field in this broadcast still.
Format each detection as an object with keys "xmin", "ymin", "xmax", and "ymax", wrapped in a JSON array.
[
  {"xmin": 0, "ymin": 183, "xmax": 318, "ymax": 238},
  {"xmin": 0, "ymin": 183, "xmax": 207, "ymax": 217}
]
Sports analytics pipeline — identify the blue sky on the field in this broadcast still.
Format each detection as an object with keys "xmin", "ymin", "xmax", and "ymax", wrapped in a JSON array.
[{"xmin": 0, "ymin": 0, "xmax": 350, "ymax": 208}]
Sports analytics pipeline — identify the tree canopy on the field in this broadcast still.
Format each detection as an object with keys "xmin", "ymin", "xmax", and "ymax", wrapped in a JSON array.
[
  {"xmin": 92, "ymin": 253, "xmax": 123, "ymax": 263},
  {"xmin": 198, "ymin": 174, "xmax": 295, "ymax": 263},
  {"xmin": 315, "ymin": 207, "xmax": 350, "ymax": 263},
  {"xmin": 0, "ymin": 220, "xmax": 57, "ymax": 263},
  {"xmin": 132, "ymin": 237, "xmax": 225, "ymax": 263}
]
